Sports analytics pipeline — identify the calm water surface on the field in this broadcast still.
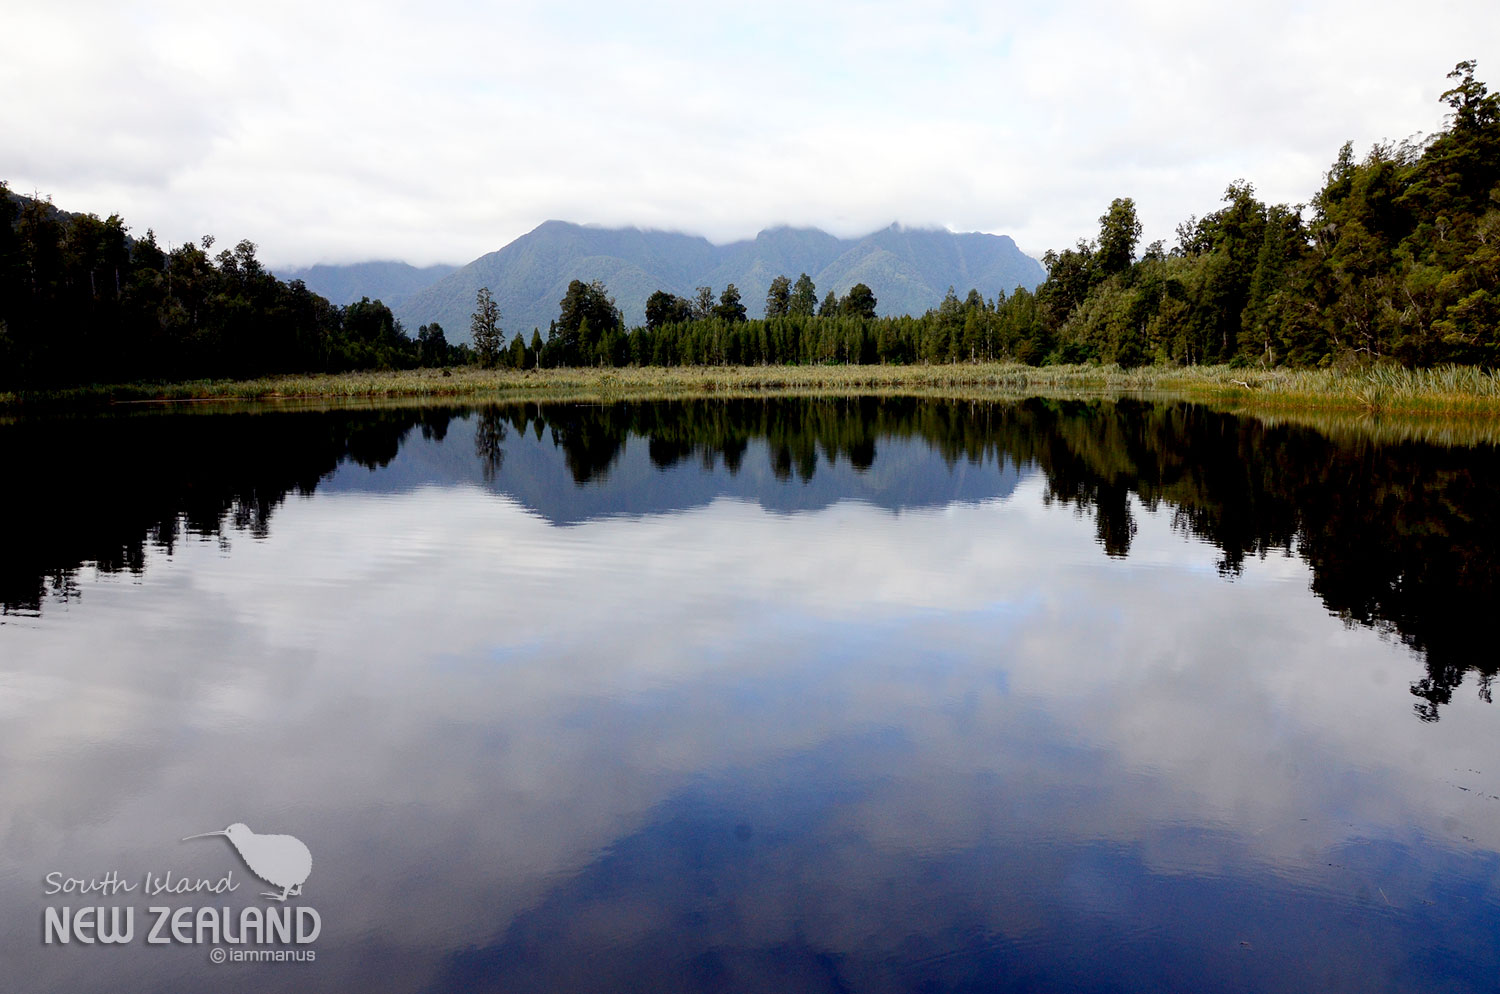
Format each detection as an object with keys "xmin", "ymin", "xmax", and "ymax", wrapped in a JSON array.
[{"xmin": 2, "ymin": 397, "xmax": 1498, "ymax": 993}]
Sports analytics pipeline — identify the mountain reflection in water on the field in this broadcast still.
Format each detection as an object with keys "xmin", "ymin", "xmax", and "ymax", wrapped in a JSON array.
[
  {"xmin": 5, "ymin": 397, "xmax": 1495, "ymax": 719},
  {"xmin": 4, "ymin": 396, "xmax": 1500, "ymax": 994}
]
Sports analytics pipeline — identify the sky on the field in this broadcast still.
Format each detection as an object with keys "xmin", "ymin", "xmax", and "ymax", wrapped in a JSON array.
[{"xmin": 3, "ymin": 0, "xmax": 1499, "ymax": 268}]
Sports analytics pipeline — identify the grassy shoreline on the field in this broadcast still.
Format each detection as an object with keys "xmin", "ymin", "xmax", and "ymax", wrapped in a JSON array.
[{"xmin": 6, "ymin": 362, "xmax": 1500, "ymax": 418}]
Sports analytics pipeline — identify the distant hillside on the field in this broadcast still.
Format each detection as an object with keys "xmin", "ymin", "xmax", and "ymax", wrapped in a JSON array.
[
  {"xmin": 275, "ymin": 261, "xmax": 458, "ymax": 309},
  {"xmin": 4, "ymin": 189, "xmax": 137, "ymax": 249},
  {"xmin": 394, "ymin": 222, "xmax": 1045, "ymax": 343}
]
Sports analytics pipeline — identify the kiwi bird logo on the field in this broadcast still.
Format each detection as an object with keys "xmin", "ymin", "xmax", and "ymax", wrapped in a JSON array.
[{"xmin": 183, "ymin": 823, "xmax": 312, "ymax": 902}]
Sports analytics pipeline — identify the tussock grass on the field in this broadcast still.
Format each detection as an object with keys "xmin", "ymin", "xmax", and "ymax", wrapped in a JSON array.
[
  {"xmin": 7, "ymin": 363, "xmax": 1500, "ymax": 421},
  {"xmin": 1181, "ymin": 363, "xmax": 1500, "ymax": 417}
]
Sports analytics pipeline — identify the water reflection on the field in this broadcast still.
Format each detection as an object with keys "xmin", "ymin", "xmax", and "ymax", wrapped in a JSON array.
[
  {"xmin": 3, "ymin": 398, "xmax": 1500, "ymax": 993},
  {"xmin": 4, "ymin": 397, "xmax": 1496, "ymax": 719}
]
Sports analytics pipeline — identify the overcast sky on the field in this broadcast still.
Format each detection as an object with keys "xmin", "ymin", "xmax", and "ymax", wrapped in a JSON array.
[{"xmin": 4, "ymin": 1, "xmax": 1498, "ymax": 267}]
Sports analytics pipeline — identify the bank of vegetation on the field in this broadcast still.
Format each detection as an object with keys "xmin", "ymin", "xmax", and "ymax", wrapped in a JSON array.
[
  {"xmin": 10, "ymin": 362, "xmax": 1500, "ymax": 421},
  {"xmin": 2, "ymin": 63, "xmax": 1495, "ymax": 397}
]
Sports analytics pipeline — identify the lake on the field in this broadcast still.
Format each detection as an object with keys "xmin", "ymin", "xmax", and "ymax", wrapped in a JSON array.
[{"xmin": 2, "ymin": 396, "xmax": 1498, "ymax": 993}]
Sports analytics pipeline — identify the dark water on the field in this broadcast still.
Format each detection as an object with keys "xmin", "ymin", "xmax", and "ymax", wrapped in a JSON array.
[{"xmin": 2, "ymin": 397, "xmax": 1497, "ymax": 993}]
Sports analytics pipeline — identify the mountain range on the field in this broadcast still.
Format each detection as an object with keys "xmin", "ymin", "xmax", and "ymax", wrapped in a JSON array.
[
  {"xmin": 286, "ymin": 222, "xmax": 1046, "ymax": 343},
  {"xmin": 274, "ymin": 260, "xmax": 459, "ymax": 311}
]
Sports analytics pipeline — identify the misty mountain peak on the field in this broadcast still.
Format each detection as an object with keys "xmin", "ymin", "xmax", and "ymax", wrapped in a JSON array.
[{"xmin": 296, "ymin": 223, "xmax": 1045, "ymax": 342}]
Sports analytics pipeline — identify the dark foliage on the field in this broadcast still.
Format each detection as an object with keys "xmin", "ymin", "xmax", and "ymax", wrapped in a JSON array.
[{"xmin": 0, "ymin": 194, "xmax": 466, "ymax": 388}]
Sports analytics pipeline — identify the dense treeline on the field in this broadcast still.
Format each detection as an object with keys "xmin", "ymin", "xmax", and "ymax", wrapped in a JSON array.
[
  {"xmin": 1039, "ymin": 61, "xmax": 1499, "ymax": 368},
  {"xmin": 477, "ymin": 61, "xmax": 1497, "ymax": 372},
  {"xmin": 0, "ymin": 189, "xmax": 467, "ymax": 387},
  {"xmin": 487, "ymin": 275, "xmax": 901, "ymax": 370}
]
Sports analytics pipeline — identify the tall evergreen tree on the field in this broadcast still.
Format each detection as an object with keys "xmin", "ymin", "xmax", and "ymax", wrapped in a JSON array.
[
  {"xmin": 692, "ymin": 286, "xmax": 715, "ymax": 321},
  {"xmin": 842, "ymin": 283, "xmax": 878, "ymax": 319},
  {"xmin": 716, "ymin": 284, "xmax": 747, "ymax": 323},
  {"xmin": 765, "ymin": 275, "xmax": 791, "ymax": 318},
  {"xmin": 789, "ymin": 273, "xmax": 817, "ymax": 317},
  {"xmin": 1096, "ymin": 197, "xmax": 1143, "ymax": 276},
  {"xmin": 470, "ymin": 287, "xmax": 502, "ymax": 367}
]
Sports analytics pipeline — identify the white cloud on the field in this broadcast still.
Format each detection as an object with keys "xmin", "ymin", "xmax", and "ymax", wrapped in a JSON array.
[{"xmin": 2, "ymin": 0, "xmax": 1496, "ymax": 265}]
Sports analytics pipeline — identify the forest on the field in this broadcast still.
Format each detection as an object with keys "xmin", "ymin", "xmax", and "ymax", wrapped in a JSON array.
[
  {"xmin": 1, "ymin": 62, "xmax": 1495, "ymax": 388},
  {"xmin": 0, "ymin": 198, "xmax": 468, "ymax": 387}
]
